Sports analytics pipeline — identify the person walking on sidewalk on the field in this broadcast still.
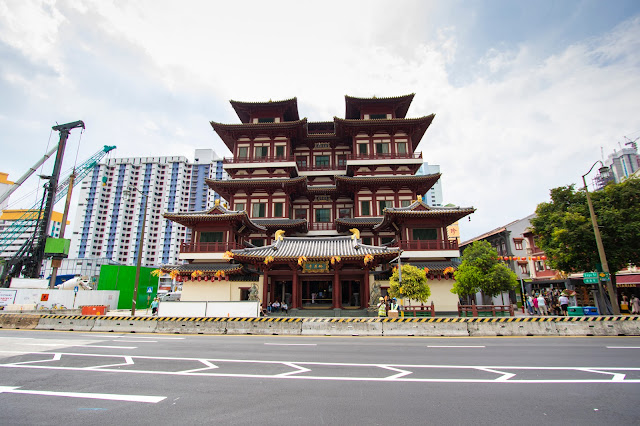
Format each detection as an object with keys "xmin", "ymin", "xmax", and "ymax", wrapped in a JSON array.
[
  {"xmin": 151, "ymin": 297, "xmax": 159, "ymax": 316},
  {"xmin": 537, "ymin": 294, "xmax": 548, "ymax": 316}
]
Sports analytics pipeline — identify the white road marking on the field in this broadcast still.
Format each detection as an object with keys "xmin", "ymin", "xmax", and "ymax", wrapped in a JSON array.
[
  {"xmin": 179, "ymin": 359, "xmax": 218, "ymax": 373},
  {"xmin": 110, "ymin": 340, "xmax": 157, "ymax": 343},
  {"xmin": 1, "ymin": 351, "xmax": 639, "ymax": 383},
  {"xmin": 380, "ymin": 366, "xmax": 413, "ymax": 379},
  {"xmin": 0, "ymin": 386, "xmax": 165, "ymax": 403},
  {"xmin": 607, "ymin": 346, "xmax": 640, "ymax": 349},
  {"xmin": 11, "ymin": 353, "xmax": 62, "ymax": 365},
  {"xmin": 264, "ymin": 343, "xmax": 317, "ymax": 346},
  {"xmin": 80, "ymin": 345, "xmax": 137, "ymax": 349},
  {"xmin": 427, "ymin": 345, "xmax": 485, "ymax": 348}
]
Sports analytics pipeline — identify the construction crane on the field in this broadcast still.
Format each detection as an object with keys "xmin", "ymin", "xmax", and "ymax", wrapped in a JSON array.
[{"xmin": 0, "ymin": 138, "xmax": 115, "ymax": 285}]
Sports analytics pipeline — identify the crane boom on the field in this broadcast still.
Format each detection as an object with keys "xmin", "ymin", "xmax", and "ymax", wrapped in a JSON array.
[
  {"xmin": 0, "ymin": 144, "xmax": 116, "ymax": 256},
  {"xmin": 0, "ymin": 143, "xmax": 59, "ymax": 206}
]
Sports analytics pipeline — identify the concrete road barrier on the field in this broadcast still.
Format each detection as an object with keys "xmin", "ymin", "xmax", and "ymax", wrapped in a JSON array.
[
  {"xmin": 302, "ymin": 318, "xmax": 382, "ymax": 336},
  {"xmin": 92, "ymin": 316, "xmax": 158, "ymax": 333},
  {"xmin": 227, "ymin": 318, "xmax": 303, "ymax": 335},
  {"xmin": 35, "ymin": 315, "xmax": 96, "ymax": 331},
  {"xmin": 156, "ymin": 318, "xmax": 227, "ymax": 334},
  {"xmin": 383, "ymin": 318, "xmax": 469, "ymax": 336},
  {"xmin": 0, "ymin": 314, "xmax": 41, "ymax": 329},
  {"xmin": 2, "ymin": 314, "xmax": 638, "ymax": 336}
]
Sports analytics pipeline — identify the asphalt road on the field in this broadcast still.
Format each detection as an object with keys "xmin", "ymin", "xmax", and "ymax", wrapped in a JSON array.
[{"xmin": 1, "ymin": 329, "xmax": 639, "ymax": 425}]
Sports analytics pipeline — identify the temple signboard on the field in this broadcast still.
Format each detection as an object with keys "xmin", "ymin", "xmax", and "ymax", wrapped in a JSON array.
[{"xmin": 302, "ymin": 261, "xmax": 329, "ymax": 273}]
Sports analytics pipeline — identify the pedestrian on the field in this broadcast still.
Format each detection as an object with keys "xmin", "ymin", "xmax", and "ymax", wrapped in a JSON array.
[
  {"xmin": 559, "ymin": 293, "xmax": 570, "ymax": 316},
  {"xmin": 281, "ymin": 301, "xmax": 288, "ymax": 314},
  {"xmin": 525, "ymin": 294, "xmax": 533, "ymax": 315},
  {"xmin": 532, "ymin": 294, "xmax": 539, "ymax": 315},
  {"xmin": 631, "ymin": 295, "xmax": 640, "ymax": 315},
  {"xmin": 151, "ymin": 297, "xmax": 159, "ymax": 316},
  {"xmin": 377, "ymin": 297, "xmax": 387, "ymax": 317},
  {"xmin": 537, "ymin": 294, "xmax": 548, "ymax": 316}
]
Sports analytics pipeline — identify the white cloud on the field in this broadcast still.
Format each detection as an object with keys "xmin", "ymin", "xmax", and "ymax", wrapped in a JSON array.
[{"xmin": 0, "ymin": 1, "xmax": 638, "ymax": 242}]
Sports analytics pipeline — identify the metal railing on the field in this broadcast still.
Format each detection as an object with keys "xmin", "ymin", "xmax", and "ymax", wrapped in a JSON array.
[
  {"xmin": 397, "ymin": 239, "xmax": 459, "ymax": 251},
  {"xmin": 346, "ymin": 152, "xmax": 422, "ymax": 161},
  {"xmin": 308, "ymin": 223, "xmax": 336, "ymax": 231}
]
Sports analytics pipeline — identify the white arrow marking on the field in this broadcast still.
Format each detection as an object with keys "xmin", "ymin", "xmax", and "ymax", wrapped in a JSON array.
[
  {"xmin": 477, "ymin": 368, "xmax": 516, "ymax": 381},
  {"xmin": 86, "ymin": 356, "xmax": 134, "ymax": 370},
  {"xmin": 275, "ymin": 362, "xmax": 312, "ymax": 377},
  {"xmin": 179, "ymin": 359, "xmax": 219, "ymax": 373},
  {"xmin": 380, "ymin": 365, "xmax": 413, "ymax": 379},
  {"xmin": 578, "ymin": 368, "xmax": 626, "ymax": 382}
]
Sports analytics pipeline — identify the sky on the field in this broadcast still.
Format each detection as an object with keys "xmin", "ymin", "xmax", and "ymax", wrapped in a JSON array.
[{"xmin": 1, "ymin": 0, "xmax": 639, "ymax": 242}]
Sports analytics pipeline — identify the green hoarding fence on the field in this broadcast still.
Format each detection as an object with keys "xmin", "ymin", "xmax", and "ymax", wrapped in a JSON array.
[{"xmin": 97, "ymin": 265, "xmax": 159, "ymax": 310}]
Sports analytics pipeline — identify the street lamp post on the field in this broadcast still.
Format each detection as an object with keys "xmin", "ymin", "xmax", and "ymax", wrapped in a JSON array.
[
  {"xmin": 582, "ymin": 161, "xmax": 620, "ymax": 315},
  {"xmin": 124, "ymin": 186, "xmax": 148, "ymax": 317}
]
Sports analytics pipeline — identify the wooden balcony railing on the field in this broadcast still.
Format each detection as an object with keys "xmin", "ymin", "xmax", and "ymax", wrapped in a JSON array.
[
  {"xmin": 346, "ymin": 152, "xmax": 422, "ymax": 161},
  {"xmin": 297, "ymin": 163, "xmax": 344, "ymax": 172},
  {"xmin": 397, "ymin": 239, "xmax": 459, "ymax": 251},
  {"xmin": 223, "ymin": 155, "xmax": 295, "ymax": 164},
  {"xmin": 309, "ymin": 223, "xmax": 336, "ymax": 231},
  {"xmin": 180, "ymin": 242, "xmax": 243, "ymax": 253}
]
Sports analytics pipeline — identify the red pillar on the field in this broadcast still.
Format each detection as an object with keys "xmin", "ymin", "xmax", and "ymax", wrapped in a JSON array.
[
  {"xmin": 262, "ymin": 268, "xmax": 269, "ymax": 310},
  {"xmin": 292, "ymin": 270, "xmax": 299, "ymax": 309},
  {"xmin": 332, "ymin": 268, "xmax": 340, "ymax": 309},
  {"xmin": 362, "ymin": 268, "xmax": 370, "ymax": 309}
]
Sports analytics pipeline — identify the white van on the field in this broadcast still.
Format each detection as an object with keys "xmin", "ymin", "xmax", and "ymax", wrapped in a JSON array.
[{"xmin": 161, "ymin": 292, "xmax": 181, "ymax": 302}]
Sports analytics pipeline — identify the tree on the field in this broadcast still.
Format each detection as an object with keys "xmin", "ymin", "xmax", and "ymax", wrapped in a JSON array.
[
  {"xmin": 389, "ymin": 264, "xmax": 431, "ymax": 303},
  {"xmin": 530, "ymin": 178, "xmax": 640, "ymax": 273},
  {"xmin": 451, "ymin": 240, "xmax": 519, "ymax": 302}
]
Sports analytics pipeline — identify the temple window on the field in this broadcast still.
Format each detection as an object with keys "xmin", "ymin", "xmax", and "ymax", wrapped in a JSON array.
[
  {"xmin": 362, "ymin": 237, "xmax": 372, "ymax": 245},
  {"xmin": 360, "ymin": 200, "xmax": 371, "ymax": 216},
  {"xmin": 255, "ymin": 146, "xmax": 268, "ymax": 158},
  {"xmin": 338, "ymin": 208, "xmax": 351, "ymax": 218},
  {"xmin": 397, "ymin": 142, "xmax": 407, "ymax": 154},
  {"xmin": 337, "ymin": 155, "xmax": 347, "ymax": 166},
  {"xmin": 275, "ymin": 146, "xmax": 285, "ymax": 158},
  {"xmin": 413, "ymin": 228, "xmax": 437, "ymax": 240},
  {"xmin": 315, "ymin": 155, "xmax": 330, "ymax": 166},
  {"xmin": 237, "ymin": 147, "xmax": 248, "ymax": 158},
  {"xmin": 315, "ymin": 208, "xmax": 331, "ymax": 223},
  {"xmin": 380, "ymin": 236, "xmax": 394, "ymax": 245},
  {"xmin": 295, "ymin": 209, "xmax": 307, "ymax": 220},
  {"xmin": 400, "ymin": 200, "xmax": 411, "ymax": 207},
  {"xmin": 378, "ymin": 200, "xmax": 392, "ymax": 213},
  {"xmin": 296, "ymin": 156, "xmax": 307, "ymax": 168},
  {"xmin": 251, "ymin": 238, "xmax": 265, "ymax": 247},
  {"xmin": 358, "ymin": 143, "xmax": 368, "ymax": 155},
  {"xmin": 257, "ymin": 117, "xmax": 275, "ymax": 123},
  {"xmin": 200, "ymin": 231, "xmax": 223, "ymax": 243},
  {"xmin": 369, "ymin": 113, "xmax": 388, "ymax": 120},
  {"xmin": 235, "ymin": 203, "xmax": 245, "ymax": 211},
  {"xmin": 252, "ymin": 203, "xmax": 266, "ymax": 218},
  {"xmin": 273, "ymin": 202, "xmax": 284, "ymax": 217},
  {"xmin": 375, "ymin": 142, "xmax": 390, "ymax": 154}
]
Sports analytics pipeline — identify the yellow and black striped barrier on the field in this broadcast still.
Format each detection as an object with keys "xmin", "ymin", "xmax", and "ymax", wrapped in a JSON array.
[{"xmin": 36, "ymin": 314, "xmax": 640, "ymax": 323}]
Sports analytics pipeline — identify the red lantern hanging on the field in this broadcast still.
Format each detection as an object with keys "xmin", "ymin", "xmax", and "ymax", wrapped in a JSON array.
[{"xmin": 541, "ymin": 255, "xmax": 547, "ymax": 260}]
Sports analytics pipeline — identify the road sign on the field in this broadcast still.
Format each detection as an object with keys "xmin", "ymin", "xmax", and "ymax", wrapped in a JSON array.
[
  {"xmin": 583, "ymin": 272, "xmax": 598, "ymax": 284},
  {"xmin": 599, "ymin": 272, "xmax": 610, "ymax": 281},
  {"xmin": 147, "ymin": 286, "xmax": 153, "ymax": 294},
  {"xmin": 74, "ymin": 286, "xmax": 79, "ymax": 293}
]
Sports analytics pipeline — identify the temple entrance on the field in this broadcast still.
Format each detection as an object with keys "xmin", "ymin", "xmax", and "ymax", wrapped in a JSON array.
[
  {"xmin": 271, "ymin": 280, "xmax": 292, "ymax": 306},
  {"xmin": 341, "ymin": 279, "xmax": 361, "ymax": 308},
  {"xmin": 302, "ymin": 279, "xmax": 333, "ymax": 308}
]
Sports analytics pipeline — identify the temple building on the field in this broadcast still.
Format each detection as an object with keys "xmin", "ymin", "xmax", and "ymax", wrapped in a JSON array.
[{"xmin": 164, "ymin": 95, "xmax": 475, "ymax": 313}]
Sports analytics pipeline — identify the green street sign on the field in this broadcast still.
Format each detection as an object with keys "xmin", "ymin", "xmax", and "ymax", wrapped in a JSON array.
[
  {"xmin": 598, "ymin": 272, "xmax": 610, "ymax": 281},
  {"xmin": 583, "ymin": 272, "xmax": 598, "ymax": 284}
]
